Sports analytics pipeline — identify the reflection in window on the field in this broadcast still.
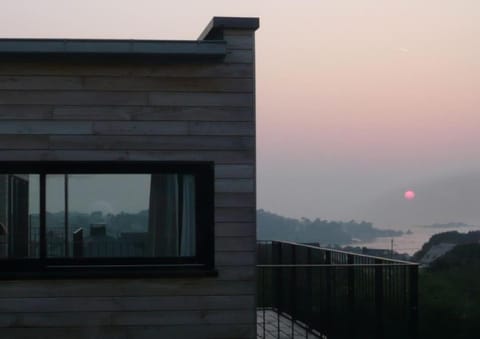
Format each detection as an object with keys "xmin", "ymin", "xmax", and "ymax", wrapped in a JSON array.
[
  {"xmin": 0, "ymin": 174, "xmax": 40, "ymax": 259},
  {"xmin": 46, "ymin": 174, "xmax": 196, "ymax": 258}
]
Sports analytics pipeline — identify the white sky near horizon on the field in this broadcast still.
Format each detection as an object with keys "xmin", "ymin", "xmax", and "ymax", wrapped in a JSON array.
[{"xmin": 2, "ymin": 1, "xmax": 480, "ymax": 229}]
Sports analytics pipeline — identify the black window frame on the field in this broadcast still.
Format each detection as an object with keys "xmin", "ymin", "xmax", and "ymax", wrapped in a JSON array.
[{"xmin": 0, "ymin": 161, "xmax": 215, "ymax": 279}]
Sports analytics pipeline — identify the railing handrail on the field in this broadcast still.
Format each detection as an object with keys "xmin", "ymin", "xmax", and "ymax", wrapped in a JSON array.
[
  {"xmin": 259, "ymin": 239, "xmax": 419, "ymax": 266},
  {"xmin": 257, "ymin": 240, "xmax": 419, "ymax": 339},
  {"xmin": 257, "ymin": 263, "xmax": 417, "ymax": 268}
]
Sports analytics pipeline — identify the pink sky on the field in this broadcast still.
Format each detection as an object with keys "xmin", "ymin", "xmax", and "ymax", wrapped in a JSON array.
[{"xmin": 2, "ymin": 1, "xmax": 480, "ymax": 227}]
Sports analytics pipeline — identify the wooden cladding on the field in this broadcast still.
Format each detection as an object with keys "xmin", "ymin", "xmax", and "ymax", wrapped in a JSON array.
[
  {"xmin": 0, "ymin": 91, "xmax": 253, "ymax": 107},
  {"xmin": 0, "ymin": 76, "xmax": 253, "ymax": 92},
  {"xmin": 0, "ymin": 105, "xmax": 254, "ymax": 121},
  {"xmin": 0, "ymin": 63, "xmax": 253, "ymax": 77},
  {"xmin": 0, "ymin": 21, "xmax": 257, "ymax": 339}
]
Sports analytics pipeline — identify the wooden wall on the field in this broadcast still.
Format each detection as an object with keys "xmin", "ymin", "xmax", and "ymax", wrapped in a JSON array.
[{"xmin": 0, "ymin": 28, "xmax": 256, "ymax": 339}]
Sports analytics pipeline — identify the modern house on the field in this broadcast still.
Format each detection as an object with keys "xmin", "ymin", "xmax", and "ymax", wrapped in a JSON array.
[{"xmin": 0, "ymin": 17, "xmax": 259, "ymax": 338}]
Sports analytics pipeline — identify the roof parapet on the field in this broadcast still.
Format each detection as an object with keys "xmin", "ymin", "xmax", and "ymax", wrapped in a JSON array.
[
  {"xmin": 199, "ymin": 17, "xmax": 260, "ymax": 40},
  {"xmin": 0, "ymin": 17, "xmax": 258, "ymax": 61},
  {"xmin": 0, "ymin": 39, "xmax": 226, "ymax": 62}
]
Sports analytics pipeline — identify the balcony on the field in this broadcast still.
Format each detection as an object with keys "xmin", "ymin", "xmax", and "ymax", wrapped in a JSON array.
[{"xmin": 257, "ymin": 241, "xmax": 418, "ymax": 339}]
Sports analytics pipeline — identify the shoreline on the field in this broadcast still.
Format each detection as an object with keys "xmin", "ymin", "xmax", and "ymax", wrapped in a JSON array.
[{"xmin": 350, "ymin": 225, "xmax": 480, "ymax": 256}]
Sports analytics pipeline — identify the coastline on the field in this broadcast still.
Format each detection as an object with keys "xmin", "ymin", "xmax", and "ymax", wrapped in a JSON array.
[{"xmin": 351, "ymin": 225, "xmax": 480, "ymax": 256}]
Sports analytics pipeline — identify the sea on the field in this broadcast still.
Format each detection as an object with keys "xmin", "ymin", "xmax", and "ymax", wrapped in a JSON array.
[{"xmin": 352, "ymin": 225, "xmax": 480, "ymax": 256}]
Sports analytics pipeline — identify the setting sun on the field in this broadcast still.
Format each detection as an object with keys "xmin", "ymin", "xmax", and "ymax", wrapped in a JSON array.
[{"xmin": 404, "ymin": 190, "xmax": 416, "ymax": 200}]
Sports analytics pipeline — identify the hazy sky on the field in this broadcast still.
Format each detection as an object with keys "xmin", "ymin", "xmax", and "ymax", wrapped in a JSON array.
[{"xmin": 2, "ymin": 1, "xmax": 480, "ymax": 228}]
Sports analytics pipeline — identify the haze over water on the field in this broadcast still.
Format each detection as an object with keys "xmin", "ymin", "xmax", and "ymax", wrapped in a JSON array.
[{"xmin": 355, "ymin": 225, "xmax": 480, "ymax": 256}]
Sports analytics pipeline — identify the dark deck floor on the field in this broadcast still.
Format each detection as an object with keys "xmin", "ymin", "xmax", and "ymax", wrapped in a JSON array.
[{"xmin": 257, "ymin": 309, "xmax": 324, "ymax": 339}]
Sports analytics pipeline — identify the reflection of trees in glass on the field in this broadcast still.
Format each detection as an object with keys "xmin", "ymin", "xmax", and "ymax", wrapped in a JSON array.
[
  {"xmin": 45, "ymin": 210, "xmax": 149, "ymax": 237},
  {"xmin": 26, "ymin": 173, "xmax": 198, "ymax": 258},
  {"xmin": 44, "ymin": 210, "xmax": 150, "ymax": 257}
]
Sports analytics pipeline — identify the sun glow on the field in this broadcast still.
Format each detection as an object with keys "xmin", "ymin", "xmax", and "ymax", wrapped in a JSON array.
[{"xmin": 404, "ymin": 190, "xmax": 416, "ymax": 200}]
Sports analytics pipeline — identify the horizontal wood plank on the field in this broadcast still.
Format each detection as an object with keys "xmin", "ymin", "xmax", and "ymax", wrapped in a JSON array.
[
  {"xmin": 0, "ymin": 62, "xmax": 253, "ymax": 78},
  {"xmin": 0, "ymin": 76, "xmax": 82, "ymax": 90},
  {"xmin": 215, "ymin": 164, "xmax": 254, "ymax": 178},
  {"xmin": 92, "ymin": 121, "xmax": 254, "ymax": 136},
  {"xmin": 0, "ymin": 135, "xmax": 49, "ymax": 149},
  {"xmin": 0, "ymin": 324, "xmax": 255, "ymax": 339},
  {"xmin": 215, "ymin": 193, "xmax": 255, "ymax": 208},
  {"xmin": 0, "ymin": 91, "xmax": 148, "ymax": 105},
  {"xmin": 0, "ymin": 150, "xmax": 254, "ymax": 163},
  {"xmin": 0, "ymin": 91, "xmax": 253, "ymax": 107},
  {"xmin": 52, "ymin": 106, "xmax": 254, "ymax": 121},
  {"xmin": 0, "ymin": 105, "xmax": 254, "ymax": 121},
  {"xmin": 129, "ymin": 324, "xmax": 255, "ymax": 339},
  {"xmin": 0, "ymin": 121, "xmax": 94, "ymax": 134},
  {"xmin": 0, "ymin": 121, "xmax": 254, "ymax": 137},
  {"xmin": 0, "ymin": 76, "xmax": 253, "ymax": 92},
  {"xmin": 148, "ymin": 92, "xmax": 253, "ymax": 107},
  {"xmin": 216, "ymin": 266, "xmax": 255, "ymax": 281},
  {"xmin": 224, "ymin": 50, "xmax": 253, "ymax": 64},
  {"xmin": 49, "ymin": 135, "xmax": 254, "ymax": 151},
  {"xmin": 215, "ymin": 179, "xmax": 254, "ymax": 193},
  {"xmin": 188, "ymin": 121, "xmax": 254, "ymax": 136},
  {"xmin": 214, "ymin": 223, "xmax": 256, "ymax": 237},
  {"xmin": 215, "ymin": 251, "xmax": 255, "ymax": 266},
  {"xmin": 0, "ymin": 279, "xmax": 254, "ymax": 298},
  {"xmin": 215, "ymin": 207, "xmax": 255, "ymax": 223},
  {"xmin": 0, "ymin": 310, "xmax": 253, "ymax": 327},
  {"xmin": 215, "ymin": 237, "xmax": 256, "ymax": 252},
  {"xmin": 0, "ymin": 295, "xmax": 254, "ymax": 313},
  {"xmin": 92, "ymin": 121, "xmax": 188, "ymax": 135},
  {"xmin": 0, "ymin": 105, "xmax": 54, "ymax": 119},
  {"xmin": 83, "ymin": 77, "xmax": 253, "ymax": 92}
]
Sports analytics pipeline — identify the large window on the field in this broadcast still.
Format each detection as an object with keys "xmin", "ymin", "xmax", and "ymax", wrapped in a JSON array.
[{"xmin": 0, "ymin": 162, "xmax": 214, "ymax": 278}]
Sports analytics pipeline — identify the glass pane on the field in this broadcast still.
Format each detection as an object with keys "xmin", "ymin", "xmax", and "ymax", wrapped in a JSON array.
[
  {"xmin": 46, "ymin": 174, "xmax": 66, "ymax": 257},
  {"xmin": 0, "ymin": 174, "xmax": 40, "ymax": 259},
  {"xmin": 46, "ymin": 173, "xmax": 196, "ymax": 258}
]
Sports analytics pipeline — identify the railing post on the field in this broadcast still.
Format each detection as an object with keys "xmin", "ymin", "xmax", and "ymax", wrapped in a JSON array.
[
  {"xmin": 325, "ymin": 250, "xmax": 332, "ymax": 336},
  {"xmin": 258, "ymin": 241, "xmax": 416, "ymax": 339},
  {"xmin": 307, "ymin": 247, "xmax": 313, "ymax": 335},
  {"xmin": 375, "ymin": 259, "xmax": 384, "ymax": 339},
  {"xmin": 291, "ymin": 243, "xmax": 296, "ymax": 338},
  {"xmin": 348, "ymin": 254, "xmax": 355, "ymax": 338},
  {"xmin": 409, "ymin": 264, "xmax": 418, "ymax": 339},
  {"xmin": 273, "ymin": 241, "xmax": 282, "ymax": 338},
  {"xmin": 261, "ymin": 265, "xmax": 266, "ymax": 339}
]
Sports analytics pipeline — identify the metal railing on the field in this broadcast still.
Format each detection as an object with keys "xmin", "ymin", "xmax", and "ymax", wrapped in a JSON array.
[{"xmin": 257, "ymin": 241, "xmax": 418, "ymax": 339}]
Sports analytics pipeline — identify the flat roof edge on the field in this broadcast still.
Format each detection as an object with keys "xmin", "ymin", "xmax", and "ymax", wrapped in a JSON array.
[
  {"xmin": 0, "ymin": 17, "xmax": 258, "ymax": 59},
  {"xmin": 199, "ymin": 17, "xmax": 260, "ymax": 40},
  {"xmin": 0, "ymin": 40, "xmax": 227, "ymax": 60}
]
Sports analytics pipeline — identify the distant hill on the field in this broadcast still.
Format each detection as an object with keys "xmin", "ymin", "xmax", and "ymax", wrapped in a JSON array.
[
  {"xmin": 430, "ymin": 243, "xmax": 480, "ymax": 270},
  {"xmin": 420, "ymin": 242, "xmax": 480, "ymax": 339},
  {"xmin": 257, "ymin": 209, "xmax": 402, "ymax": 245},
  {"xmin": 413, "ymin": 230, "xmax": 480, "ymax": 261},
  {"xmin": 422, "ymin": 222, "xmax": 472, "ymax": 229}
]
